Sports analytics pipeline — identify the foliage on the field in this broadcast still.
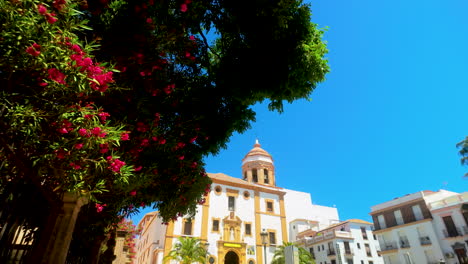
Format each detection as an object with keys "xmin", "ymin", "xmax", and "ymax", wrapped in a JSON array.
[
  {"xmin": 271, "ymin": 242, "xmax": 315, "ymax": 264},
  {"xmin": 163, "ymin": 236, "xmax": 207, "ymax": 264},
  {"xmin": 457, "ymin": 137, "xmax": 468, "ymax": 177},
  {"xmin": 0, "ymin": 0, "xmax": 328, "ymax": 261}
]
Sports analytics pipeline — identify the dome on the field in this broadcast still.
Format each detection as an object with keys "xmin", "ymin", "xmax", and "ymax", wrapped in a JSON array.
[{"xmin": 241, "ymin": 140, "xmax": 273, "ymax": 165}]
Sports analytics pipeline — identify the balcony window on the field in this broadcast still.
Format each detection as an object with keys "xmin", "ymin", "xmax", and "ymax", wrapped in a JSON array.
[
  {"xmin": 266, "ymin": 201, "xmax": 273, "ymax": 212},
  {"xmin": 394, "ymin": 210, "xmax": 404, "ymax": 225},
  {"xmin": 443, "ymin": 215, "xmax": 460, "ymax": 237},
  {"xmin": 377, "ymin": 214, "xmax": 386, "ymax": 229},
  {"xmin": 412, "ymin": 205, "xmax": 423, "ymax": 221},
  {"xmin": 269, "ymin": 231, "xmax": 276, "ymax": 245},
  {"xmin": 365, "ymin": 243, "xmax": 372, "ymax": 256},
  {"xmin": 360, "ymin": 226, "xmax": 368, "ymax": 239}
]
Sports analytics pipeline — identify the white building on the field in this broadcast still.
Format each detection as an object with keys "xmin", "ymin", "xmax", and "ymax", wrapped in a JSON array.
[
  {"xmin": 370, "ymin": 189, "xmax": 468, "ymax": 264},
  {"xmin": 135, "ymin": 141, "xmax": 339, "ymax": 264},
  {"xmin": 428, "ymin": 191, "xmax": 468, "ymax": 264},
  {"xmin": 296, "ymin": 219, "xmax": 384, "ymax": 264}
]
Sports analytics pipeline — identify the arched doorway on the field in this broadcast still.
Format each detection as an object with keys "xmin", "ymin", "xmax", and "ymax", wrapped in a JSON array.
[{"xmin": 224, "ymin": 251, "xmax": 239, "ymax": 264}]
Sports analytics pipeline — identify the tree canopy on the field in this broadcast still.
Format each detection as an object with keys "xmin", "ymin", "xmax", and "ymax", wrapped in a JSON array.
[
  {"xmin": 0, "ymin": 0, "xmax": 328, "ymax": 261},
  {"xmin": 271, "ymin": 242, "xmax": 315, "ymax": 264}
]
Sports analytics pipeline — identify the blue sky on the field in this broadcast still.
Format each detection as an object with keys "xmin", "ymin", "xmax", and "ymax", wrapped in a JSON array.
[{"xmin": 132, "ymin": 0, "xmax": 468, "ymax": 224}]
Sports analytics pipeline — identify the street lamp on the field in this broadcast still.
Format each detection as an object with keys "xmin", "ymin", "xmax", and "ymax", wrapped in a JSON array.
[{"xmin": 260, "ymin": 229, "xmax": 268, "ymax": 264}]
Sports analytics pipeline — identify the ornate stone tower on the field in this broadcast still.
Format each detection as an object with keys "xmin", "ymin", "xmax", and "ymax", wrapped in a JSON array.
[{"xmin": 241, "ymin": 140, "xmax": 275, "ymax": 186}]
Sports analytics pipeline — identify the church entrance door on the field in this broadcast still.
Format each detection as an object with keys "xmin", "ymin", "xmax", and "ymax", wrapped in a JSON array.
[{"xmin": 224, "ymin": 251, "xmax": 239, "ymax": 264}]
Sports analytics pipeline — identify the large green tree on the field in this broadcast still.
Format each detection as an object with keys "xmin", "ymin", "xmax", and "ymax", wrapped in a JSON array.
[
  {"xmin": 0, "ymin": 0, "xmax": 328, "ymax": 262},
  {"xmin": 163, "ymin": 237, "xmax": 208, "ymax": 264}
]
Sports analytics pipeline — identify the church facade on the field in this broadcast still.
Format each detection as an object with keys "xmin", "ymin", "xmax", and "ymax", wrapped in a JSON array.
[{"xmin": 135, "ymin": 141, "xmax": 340, "ymax": 264}]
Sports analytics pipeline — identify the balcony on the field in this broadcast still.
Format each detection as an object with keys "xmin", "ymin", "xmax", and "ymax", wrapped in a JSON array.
[
  {"xmin": 327, "ymin": 249, "xmax": 336, "ymax": 256},
  {"xmin": 344, "ymin": 248, "xmax": 353, "ymax": 255},
  {"xmin": 378, "ymin": 241, "xmax": 398, "ymax": 254},
  {"xmin": 443, "ymin": 227, "xmax": 463, "ymax": 238},
  {"xmin": 419, "ymin": 236, "xmax": 432, "ymax": 245}
]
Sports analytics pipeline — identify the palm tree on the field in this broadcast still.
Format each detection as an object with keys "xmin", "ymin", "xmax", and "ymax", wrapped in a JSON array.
[
  {"xmin": 163, "ymin": 236, "xmax": 208, "ymax": 264},
  {"xmin": 271, "ymin": 242, "xmax": 315, "ymax": 264}
]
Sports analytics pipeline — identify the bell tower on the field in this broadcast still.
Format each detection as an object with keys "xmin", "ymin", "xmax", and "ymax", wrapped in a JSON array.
[{"xmin": 241, "ymin": 140, "xmax": 275, "ymax": 186}]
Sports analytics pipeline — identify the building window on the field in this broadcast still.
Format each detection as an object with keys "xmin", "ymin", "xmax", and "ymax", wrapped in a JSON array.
[
  {"xmin": 264, "ymin": 169, "xmax": 269, "ymax": 184},
  {"xmin": 361, "ymin": 261, "xmax": 364, "ymax": 264},
  {"xmin": 361, "ymin": 226, "xmax": 368, "ymax": 239},
  {"xmin": 252, "ymin": 169, "xmax": 258, "ymax": 183},
  {"xmin": 462, "ymin": 207, "xmax": 468, "ymax": 226},
  {"xmin": 245, "ymin": 223, "xmax": 252, "ymax": 236},
  {"xmin": 183, "ymin": 219, "xmax": 193, "ymax": 235},
  {"xmin": 442, "ymin": 215, "xmax": 459, "ymax": 237},
  {"xmin": 394, "ymin": 210, "xmax": 404, "ymax": 225},
  {"xmin": 212, "ymin": 219, "xmax": 219, "ymax": 232},
  {"xmin": 412, "ymin": 204, "xmax": 423, "ymax": 221},
  {"xmin": 228, "ymin": 196, "xmax": 235, "ymax": 211},
  {"xmin": 322, "ymin": 245, "xmax": 325, "ymax": 250},
  {"xmin": 243, "ymin": 191, "xmax": 250, "ymax": 200},
  {"xmin": 344, "ymin": 241, "xmax": 351, "ymax": 254},
  {"xmin": 365, "ymin": 243, "xmax": 371, "ymax": 257},
  {"xmin": 318, "ymin": 245, "xmax": 320, "ymax": 252},
  {"xmin": 244, "ymin": 171, "xmax": 247, "ymax": 180},
  {"xmin": 357, "ymin": 243, "xmax": 360, "ymax": 249},
  {"xmin": 369, "ymin": 262, "xmax": 373, "ymax": 264},
  {"xmin": 346, "ymin": 259, "xmax": 353, "ymax": 264},
  {"xmin": 269, "ymin": 231, "xmax": 276, "ymax": 245},
  {"xmin": 377, "ymin": 214, "xmax": 386, "ymax": 229},
  {"xmin": 266, "ymin": 201, "xmax": 274, "ymax": 212}
]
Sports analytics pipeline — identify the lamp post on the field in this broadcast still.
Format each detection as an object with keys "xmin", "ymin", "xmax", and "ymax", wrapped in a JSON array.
[
  {"xmin": 204, "ymin": 242, "xmax": 210, "ymax": 264},
  {"xmin": 260, "ymin": 230, "xmax": 268, "ymax": 264}
]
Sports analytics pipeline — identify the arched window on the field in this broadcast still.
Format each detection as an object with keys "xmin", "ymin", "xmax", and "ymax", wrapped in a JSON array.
[
  {"xmin": 252, "ymin": 169, "xmax": 258, "ymax": 183},
  {"xmin": 264, "ymin": 169, "xmax": 269, "ymax": 184}
]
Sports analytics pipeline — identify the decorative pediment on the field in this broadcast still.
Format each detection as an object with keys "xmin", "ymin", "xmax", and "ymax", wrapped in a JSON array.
[{"xmin": 222, "ymin": 213, "xmax": 242, "ymax": 242}]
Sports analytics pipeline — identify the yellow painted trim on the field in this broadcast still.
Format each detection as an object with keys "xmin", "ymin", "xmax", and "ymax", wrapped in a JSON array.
[
  {"xmin": 211, "ymin": 177, "xmax": 285, "ymax": 195},
  {"xmin": 163, "ymin": 221, "xmax": 175, "ymax": 257},
  {"xmin": 373, "ymin": 218, "xmax": 432, "ymax": 234},
  {"xmin": 255, "ymin": 211, "xmax": 281, "ymax": 217},
  {"xmin": 226, "ymin": 188, "xmax": 240, "ymax": 197},
  {"xmin": 201, "ymin": 192, "xmax": 211, "ymax": 241},
  {"xmin": 254, "ymin": 190, "xmax": 263, "ymax": 264},
  {"xmin": 279, "ymin": 194, "xmax": 288, "ymax": 243},
  {"xmin": 224, "ymin": 243, "xmax": 242, "ymax": 248}
]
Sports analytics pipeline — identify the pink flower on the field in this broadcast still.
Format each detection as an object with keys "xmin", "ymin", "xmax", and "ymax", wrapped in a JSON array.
[
  {"xmin": 189, "ymin": 35, "xmax": 195, "ymax": 41},
  {"xmin": 78, "ymin": 128, "xmax": 88, "ymax": 137},
  {"xmin": 53, "ymin": 0, "xmax": 67, "ymax": 11},
  {"xmin": 45, "ymin": 13, "xmax": 58, "ymax": 24},
  {"xmin": 185, "ymin": 51, "xmax": 191, "ymax": 58},
  {"xmin": 95, "ymin": 203, "xmax": 105, "ymax": 213},
  {"xmin": 146, "ymin": 18, "xmax": 153, "ymax": 24},
  {"xmin": 129, "ymin": 190, "xmax": 137, "ymax": 196},
  {"xmin": 26, "ymin": 43, "xmax": 41, "ymax": 57},
  {"xmin": 178, "ymin": 155, "xmax": 184, "ymax": 160},
  {"xmin": 70, "ymin": 44, "xmax": 83, "ymax": 54},
  {"xmin": 189, "ymin": 136, "xmax": 197, "ymax": 143},
  {"xmin": 74, "ymin": 143, "xmax": 83, "ymax": 149},
  {"xmin": 180, "ymin": 3, "xmax": 187, "ymax": 12},
  {"xmin": 98, "ymin": 112, "xmax": 110, "ymax": 122},
  {"xmin": 48, "ymin": 68, "xmax": 66, "ymax": 84},
  {"xmin": 91, "ymin": 127, "xmax": 102, "ymax": 136},
  {"xmin": 121, "ymin": 133, "xmax": 130, "ymax": 141},
  {"xmin": 99, "ymin": 143, "xmax": 109, "ymax": 153},
  {"xmin": 38, "ymin": 4, "xmax": 47, "ymax": 15},
  {"xmin": 108, "ymin": 158, "xmax": 125, "ymax": 172},
  {"xmin": 134, "ymin": 166, "xmax": 142, "ymax": 172},
  {"xmin": 159, "ymin": 138, "xmax": 166, "ymax": 145}
]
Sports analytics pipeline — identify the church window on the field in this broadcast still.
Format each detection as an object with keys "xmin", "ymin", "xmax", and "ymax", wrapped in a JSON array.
[
  {"xmin": 244, "ymin": 171, "xmax": 247, "ymax": 180},
  {"xmin": 264, "ymin": 169, "xmax": 269, "ymax": 184},
  {"xmin": 243, "ymin": 191, "xmax": 250, "ymax": 199},
  {"xmin": 214, "ymin": 185, "xmax": 222, "ymax": 195},
  {"xmin": 245, "ymin": 223, "xmax": 252, "ymax": 235},
  {"xmin": 228, "ymin": 196, "xmax": 235, "ymax": 211},
  {"xmin": 252, "ymin": 169, "xmax": 258, "ymax": 182},
  {"xmin": 266, "ymin": 201, "xmax": 273, "ymax": 212},
  {"xmin": 183, "ymin": 219, "xmax": 193, "ymax": 235},
  {"xmin": 269, "ymin": 231, "xmax": 276, "ymax": 245},
  {"xmin": 212, "ymin": 219, "xmax": 219, "ymax": 232}
]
